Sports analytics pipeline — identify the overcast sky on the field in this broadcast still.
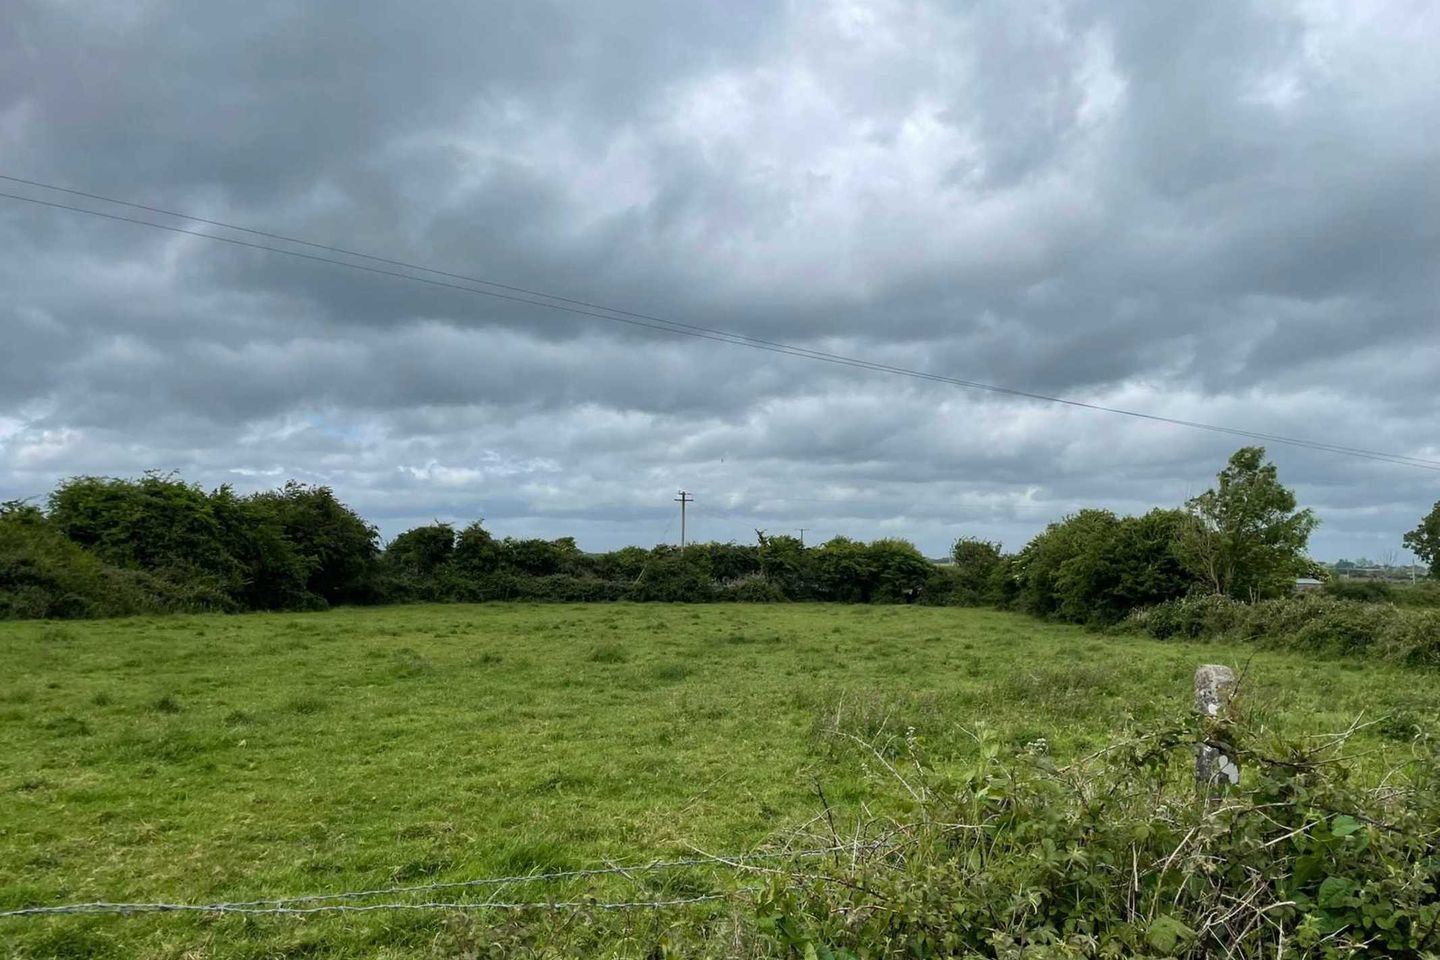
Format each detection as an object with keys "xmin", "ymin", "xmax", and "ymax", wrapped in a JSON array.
[{"xmin": 2, "ymin": 1, "xmax": 1437, "ymax": 560}]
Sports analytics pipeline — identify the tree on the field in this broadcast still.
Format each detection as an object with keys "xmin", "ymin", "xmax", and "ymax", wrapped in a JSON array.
[
  {"xmin": 210, "ymin": 486, "xmax": 316, "ymax": 610},
  {"xmin": 247, "ymin": 482, "xmax": 379, "ymax": 605},
  {"xmin": 866, "ymin": 539, "xmax": 932, "ymax": 603},
  {"xmin": 811, "ymin": 536, "xmax": 873, "ymax": 602},
  {"xmin": 1108, "ymin": 509, "xmax": 1195, "ymax": 611},
  {"xmin": 453, "ymin": 521, "xmax": 503, "ymax": 578},
  {"xmin": 1015, "ymin": 509, "xmax": 1121, "ymax": 622},
  {"xmin": 1403, "ymin": 501, "xmax": 1440, "ymax": 577},
  {"xmin": 385, "ymin": 523, "xmax": 457, "ymax": 577},
  {"xmin": 1176, "ymin": 447, "xmax": 1318, "ymax": 600},
  {"xmin": 47, "ymin": 473, "xmax": 238, "ymax": 584},
  {"xmin": 951, "ymin": 537, "xmax": 1003, "ymax": 605},
  {"xmin": 756, "ymin": 531, "xmax": 808, "ymax": 598}
]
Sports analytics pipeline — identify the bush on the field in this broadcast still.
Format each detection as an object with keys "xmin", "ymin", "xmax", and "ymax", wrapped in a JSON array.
[
  {"xmin": 1125, "ymin": 593, "xmax": 1246, "ymax": 639},
  {"xmin": 1129, "ymin": 593, "xmax": 1440, "ymax": 664},
  {"xmin": 1324, "ymin": 578, "xmax": 1395, "ymax": 603},
  {"xmin": 1014, "ymin": 509, "xmax": 1197, "ymax": 625},
  {"xmin": 758, "ymin": 709, "xmax": 1440, "ymax": 959},
  {"xmin": 716, "ymin": 573, "xmax": 789, "ymax": 603},
  {"xmin": 0, "ymin": 507, "xmax": 182, "ymax": 619}
]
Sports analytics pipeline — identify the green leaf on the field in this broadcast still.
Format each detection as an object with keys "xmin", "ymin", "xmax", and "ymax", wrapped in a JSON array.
[
  {"xmin": 1318, "ymin": 876, "xmax": 1356, "ymax": 909},
  {"xmin": 1146, "ymin": 915, "xmax": 1196, "ymax": 955},
  {"xmin": 1330, "ymin": 815, "xmax": 1362, "ymax": 837}
]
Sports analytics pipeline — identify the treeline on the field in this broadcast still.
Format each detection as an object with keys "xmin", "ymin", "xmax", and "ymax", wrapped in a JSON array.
[
  {"xmin": 1, "ymin": 475, "xmax": 380, "ymax": 618},
  {"xmin": 0, "ymin": 473, "xmax": 947, "ymax": 618},
  {"xmin": 4, "ymin": 447, "xmax": 1435, "ymax": 632},
  {"xmin": 952, "ymin": 445, "xmax": 1328, "ymax": 626}
]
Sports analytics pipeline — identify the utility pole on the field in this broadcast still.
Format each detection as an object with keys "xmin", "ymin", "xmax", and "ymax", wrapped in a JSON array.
[
  {"xmin": 797, "ymin": 528, "xmax": 806, "ymax": 547},
  {"xmin": 675, "ymin": 490, "xmax": 693, "ymax": 547}
]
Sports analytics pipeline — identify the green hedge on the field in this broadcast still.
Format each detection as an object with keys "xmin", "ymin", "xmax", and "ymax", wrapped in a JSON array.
[{"xmin": 1127, "ymin": 594, "xmax": 1440, "ymax": 666}]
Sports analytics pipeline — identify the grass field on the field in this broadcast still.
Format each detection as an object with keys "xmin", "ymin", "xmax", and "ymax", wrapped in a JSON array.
[{"xmin": 4, "ymin": 603, "xmax": 1439, "ymax": 958}]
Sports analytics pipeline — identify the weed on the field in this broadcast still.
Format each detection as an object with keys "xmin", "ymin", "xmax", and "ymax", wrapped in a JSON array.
[
  {"xmin": 652, "ymin": 662, "xmax": 691, "ymax": 682},
  {"xmin": 587, "ymin": 643, "xmax": 629, "ymax": 663},
  {"xmin": 283, "ymin": 695, "xmax": 327, "ymax": 715},
  {"xmin": 391, "ymin": 647, "xmax": 435, "ymax": 678},
  {"xmin": 151, "ymin": 693, "xmax": 182, "ymax": 714}
]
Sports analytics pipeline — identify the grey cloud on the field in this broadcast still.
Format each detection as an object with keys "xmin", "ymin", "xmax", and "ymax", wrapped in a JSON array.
[{"xmin": 2, "ymin": 0, "xmax": 1437, "ymax": 560}]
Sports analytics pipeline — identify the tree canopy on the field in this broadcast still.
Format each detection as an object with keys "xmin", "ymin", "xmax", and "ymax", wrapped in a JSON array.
[
  {"xmin": 1176, "ymin": 446, "xmax": 1318, "ymax": 600},
  {"xmin": 1404, "ymin": 501, "xmax": 1440, "ymax": 577}
]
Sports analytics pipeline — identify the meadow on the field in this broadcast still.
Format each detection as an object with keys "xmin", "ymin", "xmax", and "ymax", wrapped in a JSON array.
[{"xmin": 3, "ymin": 603, "xmax": 1438, "ymax": 958}]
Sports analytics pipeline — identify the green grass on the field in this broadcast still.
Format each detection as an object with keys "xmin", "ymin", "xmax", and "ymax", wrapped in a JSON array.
[{"xmin": 2, "ymin": 603, "xmax": 1438, "ymax": 958}]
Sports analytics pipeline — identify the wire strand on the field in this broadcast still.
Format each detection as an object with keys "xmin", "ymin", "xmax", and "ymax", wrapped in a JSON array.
[
  {"xmin": 3, "ymin": 178, "xmax": 1437, "ymax": 472},
  {"xmin": 0, "ymin": 845, "xmax": 854, "ymax": 919},
  {"xmin": 0, "ymin": 892, "xmax": 748, "ymax": 918}
]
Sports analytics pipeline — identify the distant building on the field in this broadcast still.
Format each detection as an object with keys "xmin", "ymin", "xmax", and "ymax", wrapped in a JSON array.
[{"xmin": 1294, "ymin": 577, "xmax": 1324, "ymax": 593}]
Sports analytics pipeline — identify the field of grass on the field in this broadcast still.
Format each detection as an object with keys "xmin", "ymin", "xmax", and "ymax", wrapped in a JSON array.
[{"xmin": 4, "ymin": 603, "xmax": 1439, "ymax": 958}]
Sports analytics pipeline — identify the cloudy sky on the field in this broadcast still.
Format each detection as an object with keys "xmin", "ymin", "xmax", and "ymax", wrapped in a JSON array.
[{"xmin": 2, "ymin": 0, "xmax": 1437, "ymax": 560}]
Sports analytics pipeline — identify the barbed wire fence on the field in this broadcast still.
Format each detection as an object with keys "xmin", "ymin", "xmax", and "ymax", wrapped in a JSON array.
[{"xmin": 0, "ymin": 843, "xmax": 866, "ymax": 919}]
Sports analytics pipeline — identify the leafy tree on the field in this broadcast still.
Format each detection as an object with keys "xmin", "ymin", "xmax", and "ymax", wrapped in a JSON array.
[
  {"xmin": 247, "ymin": 482, "xmax": 379, "ymax": 605},
  {"xmin": 453, "ymin": 521, "xmax": 503, "ymax": 578},
  {"xmin": 1108, "ymin": 509, "xmax": 1196, "ymax": 611},
  {"xmin": 811, "ymin": 537, "xmax": 873, "ymax": 602},
  {"xmin": 1403, "ymin": 501, "xmax": 1440, "ymax": 577},
  {"xmin": 1176, "ymin": 447, "xmax": 1318, "ymax": 600},
  {"xmin": 385, "ymin": 523, "xmax": 457, "ymax": 577},
  {"xmin": 1015, "ymin": 509, "xmax": 1120, "ymax": 621},
  {"xmin": 951, "ymin": 537, "xmax": 1004, "ymax": 605},
  {"xmin": 757, "ymin": 532, "xmax": 809, "ymax": 598},
  {"xmin": 210, "ymin": 486, "xmax": 316, "ymax": 610},
  {"xmin": 703, "ymin": 542, "xmax": 761, "ymax": 583},
  {"xmin": 866, "ymin": 539, "xmax": 932, "ymax": 603},
  {"xmin": 47, "ymin": 473, "xmax": 239, "ymax": 589},
  {"xmin": 628, "ymin": 545, "xmax": 714, "ymax": 601},
  {"xmin": 583, "ymin": 544, "xmax": 649, "ymax": 582},
  {"xmin": 502, "ymin": 537, "xmax": 579, "ymax": 576}
]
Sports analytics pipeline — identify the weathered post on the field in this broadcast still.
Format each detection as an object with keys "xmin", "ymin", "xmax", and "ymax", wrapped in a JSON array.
[{"xmin": 1195, "ymin": 664, "xmax": 1238, "ymax": 792}]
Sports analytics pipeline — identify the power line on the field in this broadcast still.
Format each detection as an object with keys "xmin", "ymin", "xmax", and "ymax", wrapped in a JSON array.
[{"xmin": 3, "ymin": 176, "xmax": 1438, "ymax": 472}]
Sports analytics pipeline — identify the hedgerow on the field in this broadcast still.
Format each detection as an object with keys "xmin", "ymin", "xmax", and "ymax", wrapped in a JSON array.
[{"xmin": 1127, "ymin": 594, "xmax": 1440, "ymax": 666}]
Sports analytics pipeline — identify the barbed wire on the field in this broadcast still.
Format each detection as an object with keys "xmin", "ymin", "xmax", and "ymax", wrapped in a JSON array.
[
  {"xmin": 0, "ymin": 844, "xmax": 860, "ymax": 920},
  {"xmin": 0, "ymin": 891, "xmax": 753, "ymax": 918}
]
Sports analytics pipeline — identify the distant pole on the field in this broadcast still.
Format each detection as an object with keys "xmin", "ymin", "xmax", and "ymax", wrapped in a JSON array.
[
  {"xmin": 675, "ymin": 490, "xmax": 693, "ymax": 547},
  {"xmin": 798, "ymin": 528, "xmax": 806, "ymax": 547}
]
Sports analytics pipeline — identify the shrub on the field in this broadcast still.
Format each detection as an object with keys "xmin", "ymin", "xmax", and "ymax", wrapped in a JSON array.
[
  {"xmin": 1128, "ymin": 594, "xmax": 1440, "ymax": 665},
  {"xmin": 716, "ymin": 574, "xmax": 789, "ymax": 603},
  {"xmin": 760, "ymin": 709, "xmax": 1440, "ymax": 959},
  {"xmin": 0, "ymin": 506, "xmax": 179, "ymax": 619},
  {"xmin": 1125, "ymin": 593, "xmax": 1246, "ymax": 639},
  {"xmin": 1324, "ymin": 578, "xmax": 1395, "ymax": 603},
  {"xmin": 950, "ymin": 537, "xmax": 1004, "ymax": 605}
]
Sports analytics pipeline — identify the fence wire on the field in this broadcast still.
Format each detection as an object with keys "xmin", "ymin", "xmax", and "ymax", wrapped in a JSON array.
[
  {"xmin": 0, "ymin": 892, "xmax": 751, "ymax": 918},
  {"xmin": 0, "ymin": 844, "xmax": 859, "ymax": 919}
]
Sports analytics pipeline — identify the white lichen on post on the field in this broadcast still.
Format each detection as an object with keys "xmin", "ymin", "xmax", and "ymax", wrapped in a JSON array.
[{"xmin": 1195, "ymin": 664, "xmax": 1239, "ymax": 790}]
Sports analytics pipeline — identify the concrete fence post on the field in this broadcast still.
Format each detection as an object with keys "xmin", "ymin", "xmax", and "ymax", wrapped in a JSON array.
[{"xmin": 1195, "ymin": 664, "xmax": 1239, "ymax": 791}]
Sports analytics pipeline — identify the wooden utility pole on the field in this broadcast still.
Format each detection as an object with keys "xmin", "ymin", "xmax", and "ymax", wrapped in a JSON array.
[{"xmin": 675, "ymin": 491, "xmax": 693, "ymax": 547}]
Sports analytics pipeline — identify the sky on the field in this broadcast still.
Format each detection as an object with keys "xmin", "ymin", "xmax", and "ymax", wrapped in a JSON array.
[{"xmin": 1, "ymin": 0, "xmax": 1437, "ymax": 560}]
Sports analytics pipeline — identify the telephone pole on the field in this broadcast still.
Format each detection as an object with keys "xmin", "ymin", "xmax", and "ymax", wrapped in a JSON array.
[{"xmin": 674, "ymin": 490, "xmax": 693, "ymax": 547}]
